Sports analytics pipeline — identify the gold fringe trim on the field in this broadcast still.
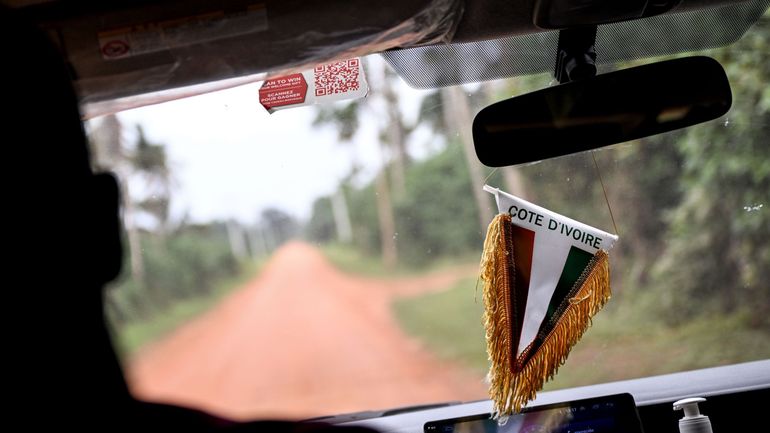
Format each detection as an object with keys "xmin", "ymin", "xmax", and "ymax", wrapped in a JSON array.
[
  {"xmin": 479, "ymin": 214, "xmax": 515, "ymax": 416},
  {"xmin": 480, "ymin": 214, "xmax": 612, "ymax": 417}
]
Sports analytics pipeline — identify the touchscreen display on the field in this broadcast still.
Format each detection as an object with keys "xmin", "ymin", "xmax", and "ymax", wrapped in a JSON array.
[{"xmin": 424, "ymin": 394, "xmax": 644, "ymax": 433}]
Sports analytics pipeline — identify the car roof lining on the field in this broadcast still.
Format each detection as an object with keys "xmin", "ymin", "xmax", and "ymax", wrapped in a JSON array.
[{"xmin": 5, "ymin": 0, "xmax": 767, "ymax": 114}]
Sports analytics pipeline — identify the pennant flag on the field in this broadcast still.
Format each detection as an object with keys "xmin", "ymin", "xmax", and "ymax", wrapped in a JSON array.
[{"xmin": 479, "ymin": 185, "xmax": 619, "ymax": 416}]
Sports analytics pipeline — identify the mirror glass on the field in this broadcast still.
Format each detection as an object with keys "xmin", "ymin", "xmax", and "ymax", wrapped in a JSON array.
[{"xmin": 473, "ymin": 56, "xmax": 732, "ymax": 167}]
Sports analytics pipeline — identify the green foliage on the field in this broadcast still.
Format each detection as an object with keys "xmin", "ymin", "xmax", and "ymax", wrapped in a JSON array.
[
  {"xmin": 651, "ymin": 16, "xmax": 770, "ymax": 325},
  {"xmin": 519, "ymin": 136, "xmax": 688, "ymax": 292},
  {"xmin": 107, "ymin": 223, "xmax": 241, "ymax": 325},
  {"xmin": 309, "ymin": 143, "xmax": 489, "ymax": 268},
  {"xmin": 151, "ymin": 228, "xmax": 238, "ymax": 297},
  {"xmin": 393, "ymin": 144, "xmax": 485, "ymax": 266},
  {"xmin": 345, "ymin": 182, "xmax": 381, "ymax": 255},
  {"xmin": 306, "ymin": 196, "xmax": 336, "ymax": 243},
  {"xmin": 110, "ymin": 262, "xmax": 258, "ymax": 355}
]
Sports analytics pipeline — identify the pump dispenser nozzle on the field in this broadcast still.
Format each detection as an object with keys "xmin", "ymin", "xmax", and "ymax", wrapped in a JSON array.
[{"xmin": 673, "ymin": 397, "xmax": 713, "ymax": 433}]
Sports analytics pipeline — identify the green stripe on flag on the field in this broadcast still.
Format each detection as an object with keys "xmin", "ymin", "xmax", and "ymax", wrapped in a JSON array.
[
  {"xmin": 522, "ymin": 246, "xmax": 593, "ymax": 364},
  {"xmin": 547, "ymin": 246, "xmax": 594, "ymax": 320}
]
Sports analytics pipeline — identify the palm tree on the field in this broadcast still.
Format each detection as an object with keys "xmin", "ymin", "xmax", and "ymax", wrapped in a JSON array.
[
  {"xmin": 312, "ymin": 58, "xmax": 411, "ymax": 267},
  {"xmin": 440, "ymin": 85, "xmax": 494, "ymax": 234},
  {"xmin": 89, "ymin": 116, "xmax": 172, "ymax": 285}
]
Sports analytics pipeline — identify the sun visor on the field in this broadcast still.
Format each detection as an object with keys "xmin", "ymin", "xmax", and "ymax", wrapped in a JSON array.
[{"xmin": 22, "ymin": 0, "xmax": 463, "ymax": 116}]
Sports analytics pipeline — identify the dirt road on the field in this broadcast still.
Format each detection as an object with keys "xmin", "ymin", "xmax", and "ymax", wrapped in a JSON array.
[{"xmin": 128, "ymin": 242, "xmax": 487, "ymax": 420}]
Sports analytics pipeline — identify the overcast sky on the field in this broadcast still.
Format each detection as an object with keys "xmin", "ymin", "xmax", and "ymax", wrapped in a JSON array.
[{"xmin": 111, "ymin": 60, "xmax": 436, "ymax": 225}]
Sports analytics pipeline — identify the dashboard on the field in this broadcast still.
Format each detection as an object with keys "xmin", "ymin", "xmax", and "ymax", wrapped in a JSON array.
[{"xmin": 337, "ymin": 361, "xmax": 770, "ymax": 433}]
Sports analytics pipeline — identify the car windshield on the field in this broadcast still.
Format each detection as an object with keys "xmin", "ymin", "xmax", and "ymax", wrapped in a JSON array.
[{"xmin": 89, "ymin": 10, "xmax": 769, "ymax": 421}]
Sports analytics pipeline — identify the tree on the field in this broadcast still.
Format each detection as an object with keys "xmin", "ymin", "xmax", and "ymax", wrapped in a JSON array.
[
  {"xmin": 382, "ymin": 67, "xmax": 411, "ymax": 197},
  {"xmin": 393, "ymin": 144, "xmax": 485, "ymax": 265},
  {"xmin": 260, "ymin": 208, "xmax": 299, "ymax": 247},
  {"xmin": 652, "ymin": 14, "xmax": 770, "ymax": 325},
  {"xmin": 312, "ymin": 58, "xmax": 413, "ymax": 267},
  {"xmin": 89, "ymin": 116, "xmax": 172, "ymax": 288},
  {"xmin": 440, "ymin": 86, "xmax": 494, "ymax": 235},
  {"xmin": 132, "ymin": 126, "xmax": 171, "ymax": 232},
  {"xmin": 306, "ymin": 196, "xmax": 337, "ymax": 243}
]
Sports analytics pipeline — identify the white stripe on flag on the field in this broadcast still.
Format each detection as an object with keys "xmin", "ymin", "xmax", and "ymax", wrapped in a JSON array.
[{"xmin": 518, "ymin": 228, "xmax": 572, "ymax": 356}]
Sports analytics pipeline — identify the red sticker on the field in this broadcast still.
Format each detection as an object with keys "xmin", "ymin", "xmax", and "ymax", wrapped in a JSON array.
[
  {"xmin": 101, "ymin": 39, "xmax": 130, "ymax": 58},
  {"xmin": 259, "ymin": 74, "xmax": 308, "ymax": 110}
]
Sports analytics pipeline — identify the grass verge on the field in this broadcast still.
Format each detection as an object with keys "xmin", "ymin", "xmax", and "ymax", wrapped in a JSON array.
[
  {"xmin": 394, "ymin": 281, "xmax": 770, "ymax": 389},
  {"xmin": 394, "ymin": 277, "xmax": 488, "ymax": 373}
]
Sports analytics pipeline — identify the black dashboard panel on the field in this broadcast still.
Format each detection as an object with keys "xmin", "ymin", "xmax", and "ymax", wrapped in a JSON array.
[
  {"xmin": 636, "ymin": 388, "xmax": 768, "ymax": 433},
  {"xmin": 341, "ymin": 361, "xmax": 770, "ymax": 433}
]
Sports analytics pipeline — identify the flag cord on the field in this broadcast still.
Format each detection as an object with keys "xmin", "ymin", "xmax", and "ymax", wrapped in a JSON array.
[
  {"xmin": 483, "ymin": 167, "xmax": 499, "ymax": 185},
  {"xmin": 591, "ymin": 152, "xmax": 619, "ymax": 236}
]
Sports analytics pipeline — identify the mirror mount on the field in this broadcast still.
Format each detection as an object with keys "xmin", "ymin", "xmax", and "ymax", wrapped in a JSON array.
[{"xmin": 554, "ymin": 26, "xmax": 598, "ymax": 84}]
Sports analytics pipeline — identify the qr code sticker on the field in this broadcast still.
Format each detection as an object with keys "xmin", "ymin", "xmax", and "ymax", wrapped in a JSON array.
[{"xmin": 314, "ymin": 59, "xmax": 361, "ymax": 97}]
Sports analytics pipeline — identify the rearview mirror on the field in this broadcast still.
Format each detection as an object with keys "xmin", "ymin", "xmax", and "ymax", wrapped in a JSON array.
[{"xmin": 473, "ymin": 56, "xmax": 731, "ymax": 167}]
